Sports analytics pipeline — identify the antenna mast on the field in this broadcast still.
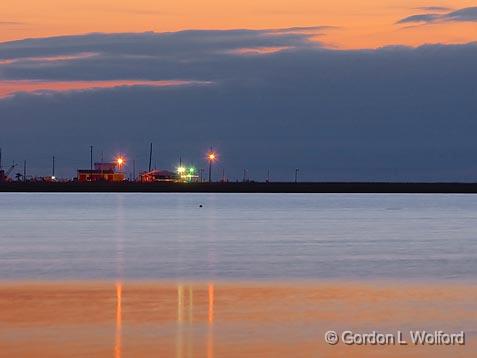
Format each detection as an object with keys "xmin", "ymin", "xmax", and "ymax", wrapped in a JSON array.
[{"xmin": 148, "ymin": 143, "xmax": 153, "ymax": 172}]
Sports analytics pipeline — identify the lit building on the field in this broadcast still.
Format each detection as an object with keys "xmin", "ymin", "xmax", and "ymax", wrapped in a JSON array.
[
  {"xmin": 140, "ymin": 169, "xmax": 179, "ymax": 182},
  {"xmin": 77, "ymin": 162, "xmax": 125, "ymax": 182},
  {"xmin": 177, "ymin": 166, "xmax": 200, "ymax": 183}
]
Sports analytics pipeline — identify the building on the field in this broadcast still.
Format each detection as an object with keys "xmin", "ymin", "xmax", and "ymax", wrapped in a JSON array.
[
  {"xmin": 77, "ymin": 162, "xmax": 125, "ymax": 182},
  {"xmin": 140, "ymin": 169, "xmax": 179, "ymax": 182},
  {"xmin": 177, "ymin": 167, "xmax": 200, "ymax": 183}
]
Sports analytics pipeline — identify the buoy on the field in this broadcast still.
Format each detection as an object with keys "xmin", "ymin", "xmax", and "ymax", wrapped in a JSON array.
[{"xmin": 199, "ymin": 204, "xmax": 203, "ymax": 208}]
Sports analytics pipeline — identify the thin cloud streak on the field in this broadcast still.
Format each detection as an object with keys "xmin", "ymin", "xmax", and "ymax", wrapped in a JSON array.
[
  {"xmin": 414, "ymin": 6, "xmax": 452, "ymax": 12},
  {"xmin": 0, "ymin": 21, "xmax": 25, "ymax": 25},
  {"xmin": 0, "ymin": 79, "xmax": 212, "ymax": 98},
  {"xmin": 224, "ymin": 46, "xmax": 291, "ymax": 56},
  {"xmin": 0, "ymin": 52, "xmax": 98, "ymax": 65}
]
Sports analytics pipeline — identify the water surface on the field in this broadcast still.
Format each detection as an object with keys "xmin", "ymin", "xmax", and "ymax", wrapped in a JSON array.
[{"xmin": 1, "ymin": 193, "xmax": 476, "ymax": 281}]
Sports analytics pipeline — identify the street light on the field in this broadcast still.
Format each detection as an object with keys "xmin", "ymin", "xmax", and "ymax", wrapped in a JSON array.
[
  {"xmin": 207, "ymin": 149, "xmax": 217, "ymax": 183},
  {"xmin": 116, "ymin": 156, "xmax": 125, "ymax": 171}
]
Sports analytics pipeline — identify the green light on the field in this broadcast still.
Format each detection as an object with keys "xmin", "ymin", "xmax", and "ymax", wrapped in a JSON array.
[{"xmin": 189, "ymin": 167, "xmax": 195, "ymax": 173}]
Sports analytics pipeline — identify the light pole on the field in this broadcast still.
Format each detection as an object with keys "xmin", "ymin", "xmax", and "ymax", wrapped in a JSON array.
[
  {"xmin": 90, "ymin": 145, "xmax": 93, "ymax": 171},
  {"xmin": 52, "ymin": 156, "xmax": 55, "ymax": 179},
  {"xmin": 116, "ymin": 156, "xmax": 125, "ymax": 172},
  {"xmin": 207, "ymin": 149, "xmax": 216, "ymax": 183}
]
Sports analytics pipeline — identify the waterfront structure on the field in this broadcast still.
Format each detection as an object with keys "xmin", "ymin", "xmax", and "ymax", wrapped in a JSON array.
[
  {"xmin": 77, "ymin": 162, "xmax": 125, "ymax": 182},
  {"xmin": 177, "ymin": 166, "xmax": 199, "ymax": 183},
  {"xmin": 140, "ymin": 169, "xmax": 179, "ymax": 182}
]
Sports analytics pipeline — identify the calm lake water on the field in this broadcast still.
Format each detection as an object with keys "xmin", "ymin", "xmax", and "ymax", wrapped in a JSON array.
[{"xmin": 1, "ymin": 193, "xmax": 476, "ymax": 281}]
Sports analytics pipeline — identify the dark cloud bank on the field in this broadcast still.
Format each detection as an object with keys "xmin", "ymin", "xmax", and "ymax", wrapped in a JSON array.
[{"xmin": 0, "ymin": 29, "xmax": 477, "ymax": 181}]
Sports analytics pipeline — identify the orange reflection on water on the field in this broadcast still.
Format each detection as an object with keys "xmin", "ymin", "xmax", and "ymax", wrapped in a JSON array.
[
  {"xmin": 208, "ymin": 283, "xmax": 215, "ymax": 358},
  {"xmin": 176, "ymin": 285, "xmax": 184, "ymax": 358},
  {"xmin": 1, "ymin": 281, "xmax": 476, "ymax": 357},
  {"xmin": 208, "ymin": 283, "xmax": 214, "ymax": 324},
  {"xmin": 115, "ymin": 281, "xmax": 122, "ymax": 358}
]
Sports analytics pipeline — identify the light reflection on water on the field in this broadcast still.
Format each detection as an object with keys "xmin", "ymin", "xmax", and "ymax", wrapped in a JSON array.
[
  {"xmin": 115, "ymin": 281, "xmax": 122, "ymax": 358},
  {"xmin": 2, "ymin": 193, "xmax": 476, "ymax": 356},
  {"xmin": 2, "ymin": 281, "xmax": 475, "ymax": 357},
  {"xmin": 114, "ymin": 282, "xmax": 216, "ymax": 358}
]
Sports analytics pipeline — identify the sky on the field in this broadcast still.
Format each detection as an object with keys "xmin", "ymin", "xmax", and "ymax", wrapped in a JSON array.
[
  {"xmin": 1, "ymin": 0, "xmax": 477, "ymax": 48},
  {"xmin": 0, "ymin": 1, "xmax": 477, "ymax": 181}
]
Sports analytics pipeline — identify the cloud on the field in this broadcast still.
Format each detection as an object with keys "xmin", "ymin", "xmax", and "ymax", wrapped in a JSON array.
[
  {"xmin": 446, "ymin": 6, "xmax": 477, "ymax": 21},
  {"xmin": 414, "ymin": 6, "xmax": 451, "ymax": 12},
  {"xmin": 398, "ymin": 6, "xmax": 477, "ymax": 24},
  {"xmin": 0, "ymin": 29, "xmax": 477, "ymax": 181},
  {"xmin": 0, "ymin": 21, "xmax": 24, "ymax": 26},
  {"xmin": 0, "ymin": 28, "xmax": 322, "ymax": 61},
  {"xmin": 0, "ymin": 52, "xmax": 98, "ymax": 65},
  {"xmin": 224, "ymin": 46, "xmax": 291, "ymax": 56},
  {"xmin": 0, "ymin": 80, "xmax": 211, "ymax": 98},
  {"xmin": 267, "ymin": 25, "xmax": 338, "ymax": 33},
  {"xmin": 0, "ymin": 28, "xmax": 323, "ymax": 81},
  {"xmin": 397, "ymin": 14, "xmax": 440, "ymax": 24}
]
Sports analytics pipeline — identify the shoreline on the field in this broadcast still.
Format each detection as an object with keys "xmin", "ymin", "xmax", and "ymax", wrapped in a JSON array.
[{"xmin": 2, "ymin": 181, "xmax": 477, "ymax": 193}]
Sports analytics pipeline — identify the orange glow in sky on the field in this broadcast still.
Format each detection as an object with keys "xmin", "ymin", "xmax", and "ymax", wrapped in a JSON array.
[
  {"xmin": 0, "ymin": 80, "xmax": 210, "ymax": 98},
  {"xmin": 0, "ymin": 1, "xmax": 476, "ymax": 48}
]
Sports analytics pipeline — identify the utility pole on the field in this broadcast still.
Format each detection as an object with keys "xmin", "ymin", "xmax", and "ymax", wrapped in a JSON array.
[
  {"xmin": 148, "ymin": 143, "xmax": 153, "ymax": 172},
  {"xmin": 207, "ymin": 148, "xmax": 216, "ymax": 183},
  {"xmin": 132, "ymin": 159, "xmax": 136, "ymax": 181},
  {"xmin": 267, "ymin": 169, "xmax": 270, "ymax": 183},
  {"xmin": 200, "ymin": 168, "xmax": 204, "ymax": 183},
  {"xmin": 90, "ymin": 145, "xmax": 93, "ymax": 171},
  {"xmin": 23, "ymin": 160, "xmax": 27, "ymax": 182},
  {"xmin": 52, "ymin": 156, "xmax": 55, "ymax": 178},
  {"xmin": 0, "ymin": 148, "xmax": 2, "ymax": 170},
  {"xmin": 295, "ymin": 168, "xmax": 299, "ymax": 183},
  {"xmin": 208, "ymin": 160, "xmax": 212, "ymax": 183}
]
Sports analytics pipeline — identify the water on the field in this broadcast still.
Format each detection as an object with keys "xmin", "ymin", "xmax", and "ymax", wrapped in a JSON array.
[{"xmin": 1, "ymin": 193, "xmax": 476, "ymax": 281}]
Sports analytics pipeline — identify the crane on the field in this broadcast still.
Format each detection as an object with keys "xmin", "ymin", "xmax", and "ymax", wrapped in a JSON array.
[{"xmin": 0, "ymin": 163, "xmax": 17, "ymax": 182}]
